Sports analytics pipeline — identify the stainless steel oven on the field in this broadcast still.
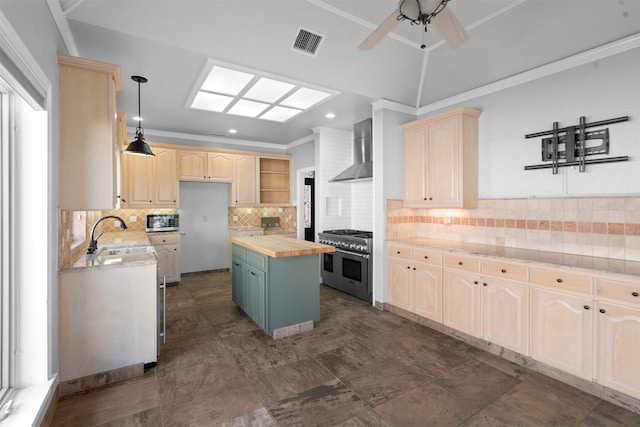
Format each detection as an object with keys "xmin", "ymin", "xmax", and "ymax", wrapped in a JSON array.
[{"xmin": 319, "ymin": 230, "xmax": 372, "ymax": 303}]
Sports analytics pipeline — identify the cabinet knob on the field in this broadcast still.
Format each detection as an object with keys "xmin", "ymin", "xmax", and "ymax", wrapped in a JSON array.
[
  {"xmin": 397, "ymin": 251, "xmax": 401, "ymax": 254},
  {"xmin": 482, "ymin": 283, "xmax": 488, "ymax": 287},
  {"xmin": 599, "ymin": 308, "xmax": 606, "ymax": 314},
  {"xmin": 250, "ymin": 271, "xmax": 256, "ymax": 276},
  {"xmin": 423, "ymin": 197, "xmax": 427, "ymax": 201},
  {"xmin": 583, "ymin": 305, "xmax": 590, "ymax": 310},
  {"xmin": 413, "ymin": 267, "xmax": 416, "ymax": 271},
  {"xmin": 458, "ymin": 261, "xmax": 463, "ymax": 266},
  {"xmin": 473, "ymin": 281, "xmax": 479, "ymax": 285},
  {"xmin": 406, "ymin": 266, "xmax": 411, "ymax": 269},
  {"xmin": 501, "ymin": 269, "xmax": 507, "ymax": 273},
  {"xmin": 632, "ymin": 292, "xmax": 639, "ymax": 297},
  {"xmin": 424, "ymin": 256, "xmax": 429, "ymax": 259},
  {"xmin": 556, "ymin": 278, "xmax": 563, "ymax": 283},
  {"xmin": 428, "ymin": 197, "xmax": 433, "ymax": 201}
]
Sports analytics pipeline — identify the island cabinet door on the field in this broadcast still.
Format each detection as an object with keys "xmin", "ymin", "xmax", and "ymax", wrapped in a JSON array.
[
  {"xmin": 246, "ymin": 266, "xmax": 266, "ymax": 330},
  {"xmin": 231, "ymin": 258, "xmax": 245, "ymax": 309}
]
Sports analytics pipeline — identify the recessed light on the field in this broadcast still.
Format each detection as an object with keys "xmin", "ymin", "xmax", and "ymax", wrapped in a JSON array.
[
  {"xmin": 325, "ymin": 113, "xmax": 335, "ymax": 119},
  {"xmin": 228, "ymin": 129, "xmax": 237, "ymax": 134}
]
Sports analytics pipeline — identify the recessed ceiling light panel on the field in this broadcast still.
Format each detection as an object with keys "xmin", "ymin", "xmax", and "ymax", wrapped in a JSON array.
[
  {"xmin": 202, "ymin": 66, "xmax": 254, "ymax": 96},
  {"xmin": 227, "ymin": 99, "xmax": 270, "ymax": 118},
  {"xmin": 244, "ymin": 78, "xmax": 295, "ymax": 103},
  {"xmin": 191, "ymin": 91, "xmax": 234, "ymax": 112},
  {"xmin": 260, "ymin": 106, "xmax": 302, "ymax": 122},
  {"xmin": 281, "ymin": 87, "xmax": 331, "ymax": 109}
]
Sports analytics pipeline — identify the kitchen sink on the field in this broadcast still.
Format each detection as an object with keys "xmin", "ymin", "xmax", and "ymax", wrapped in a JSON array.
[{"xmin": 90, "ymin": 245, "xmax": 156, "ymax": 265}]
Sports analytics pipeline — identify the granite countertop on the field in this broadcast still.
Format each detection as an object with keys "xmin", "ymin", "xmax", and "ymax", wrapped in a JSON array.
[
  {"xmin": 388, "ymin": 237, "xmax": 640, "ymax": 277},
  {"xmin": 62, "ymin": 231, "xmax": 157, "ymax": 272},
  {"xmin": 231, "ymin": 235, "xmax": 335, "ymax": 258}
]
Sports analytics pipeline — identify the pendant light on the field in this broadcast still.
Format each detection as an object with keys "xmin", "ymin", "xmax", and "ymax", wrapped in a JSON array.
[{"xmin": 124, "ymin": 75, "xmax": 155, "ymax": 156}]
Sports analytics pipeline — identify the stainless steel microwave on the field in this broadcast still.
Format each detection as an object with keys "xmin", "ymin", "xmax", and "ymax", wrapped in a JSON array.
[{"xmin": 146, "ymin": 213, "xmax": 179, "ymax": 232}]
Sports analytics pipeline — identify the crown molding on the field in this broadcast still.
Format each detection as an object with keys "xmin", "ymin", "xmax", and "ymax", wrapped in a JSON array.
[
  {"xmin": 135, "ymin": 127, "xmax": 288, "ymax": 151},
  {"xmin": 419, "ymin": 32, "xmax": 640, "ymax": 115},
  {"xmin": 372, "ymin": 99, "xmax": 416, "ymax": 115}
]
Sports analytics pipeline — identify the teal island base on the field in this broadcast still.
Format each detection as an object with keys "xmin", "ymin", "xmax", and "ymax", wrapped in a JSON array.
[{"xmin": 231, "ymin": 243, "xmax": 321, "ymax": 338}]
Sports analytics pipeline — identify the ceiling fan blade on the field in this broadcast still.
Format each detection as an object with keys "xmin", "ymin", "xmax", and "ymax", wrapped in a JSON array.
[
  {"xmin": 359, "ymin": 9, "xmax": 402, "ymax": 50},
  {"xmin": 431, "ymin": 7, "xmax": 468, "ymax": 47}
]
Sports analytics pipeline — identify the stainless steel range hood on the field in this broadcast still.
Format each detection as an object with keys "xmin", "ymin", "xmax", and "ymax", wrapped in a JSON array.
[{"xmin": 330, "ymin": 118, "xmax": 372, "ymax": 182}]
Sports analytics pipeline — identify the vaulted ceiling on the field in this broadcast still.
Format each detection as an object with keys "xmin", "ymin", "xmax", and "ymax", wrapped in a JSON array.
[{"xmin": 51, "ymin": 0, "xmax": 640, "ymax": 147}]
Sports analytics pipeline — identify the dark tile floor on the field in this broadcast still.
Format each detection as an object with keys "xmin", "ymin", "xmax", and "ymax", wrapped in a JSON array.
[{"xmin": 52, "ymin": 270, "xmax": 640, "ymax": 426}]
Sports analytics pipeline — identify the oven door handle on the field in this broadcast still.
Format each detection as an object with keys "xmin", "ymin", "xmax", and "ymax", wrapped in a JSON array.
[{"xmin": 335, "ymin": 248, "xmax": 370, "ymax": 259}]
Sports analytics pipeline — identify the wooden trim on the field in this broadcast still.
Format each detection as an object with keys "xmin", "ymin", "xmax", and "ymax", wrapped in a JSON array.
[
  {"xmin": 57, "ymin": 54, "xmax": 122, "ymax": 91},
  {"xmin": 148, "ymin": 141, "xmax": 291, "ymax": 160}
]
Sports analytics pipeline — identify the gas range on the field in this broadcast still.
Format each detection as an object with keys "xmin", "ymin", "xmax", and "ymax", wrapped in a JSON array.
[{"xmin": 318, "ymin": 229, "xmax": 373, "ymax": 255}]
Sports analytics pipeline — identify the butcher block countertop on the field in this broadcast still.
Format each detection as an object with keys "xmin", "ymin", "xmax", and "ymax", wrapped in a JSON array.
[{"xmin": 230, "ymin": 235, "xmax": 335, "ymax": 258}]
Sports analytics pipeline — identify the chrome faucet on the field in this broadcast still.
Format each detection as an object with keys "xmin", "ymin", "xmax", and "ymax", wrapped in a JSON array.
[{"xmin": 87, "ymin": 215, "xmax": 128, "ymax": 254}]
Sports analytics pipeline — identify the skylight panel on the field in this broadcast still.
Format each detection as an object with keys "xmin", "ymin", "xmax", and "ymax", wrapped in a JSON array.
[
  {"xmin": 227, "ymin": 99, "xmax": 270, "ymax": 118},
  {"xmin": 280, "ymin": 87, "xmax": 331, "ymax": 109},
  {"xmin": 260, "ymin": 106, "xmax": 302, "ymax": 122},
  {"xmin": 244, "ymin": 78, "xmax": 295, "ymax": 103},
  {"xmin": 191, "ymin": 91, "xmax": 234, "ymax": 112},
  {"xmin": 201, "ymin": 66, "xmax": 254, "ymax": 96}
]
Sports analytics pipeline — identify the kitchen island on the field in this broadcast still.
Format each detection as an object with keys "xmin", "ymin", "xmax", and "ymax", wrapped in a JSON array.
[{"xmin": 230, "ymin": 235, "xmax": 335, "ymax": 338}]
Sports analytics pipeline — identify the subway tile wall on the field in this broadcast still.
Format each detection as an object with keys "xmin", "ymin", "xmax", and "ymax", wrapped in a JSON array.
[{"xmin": 386, "ymin": 197, "xmax": 640, "ymax": 261}]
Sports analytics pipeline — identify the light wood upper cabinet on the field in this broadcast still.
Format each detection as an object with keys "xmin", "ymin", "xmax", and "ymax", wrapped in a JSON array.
[
  {"xmin": 58, "ymin": 54, "xmax": 122, "ymax": 210},
  {"xmin": 178, "ymin": 151, "xmax": 207, "ymax": 181},
  {"xmin": 178, "ymin": 150, "xmax": 233, "ymax": 182},
  {"xmin": 259, "ymin": 157, "xmax": 291, "ymax": 205},
  {"xmin": 121, "ymin": 146, "xmax": 178, "ymax": 208},
  {"xmin": 231, "ymin": 155, "xmax": 257, "ymax": 206},
  {"xmin": 207, "ymin": 152, "xmax": 234, "ymax": 182},
  {"xmin": 401, "ymin": 107, "xmax": 481, "ymax": 208},
  {"xmin": 153, "ymin": 147, "xmax": 178, "ymax": 207},
  {"xmin": 530, "ymin": 288, "xmax": 593, "ymax": 379}
]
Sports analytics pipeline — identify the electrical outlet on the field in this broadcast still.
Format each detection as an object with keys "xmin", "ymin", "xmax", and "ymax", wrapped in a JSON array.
[
  {"xmin": 445, "ymin": 217, "xmax": 452, "ymax": 225},
  {"xmin": 129, "ymin": 216, "xmax": 137, "ymax": 222},
  {"xmin": 246, "ymin": 208, "xmax": 252, "ymax": 214},
  {"xmin": 278, "ymin": 208, "xmax": 283, "ymax": 213},
  {"xmin": 233, "ymin": 216, "xmax": 238, "ymax": 222}
]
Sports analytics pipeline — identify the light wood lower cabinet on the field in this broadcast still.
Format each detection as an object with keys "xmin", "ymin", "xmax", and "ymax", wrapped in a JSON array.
[
  {"xmin": 530, "ymin": 288, "xmax": 594, "ymax": 379},
  {"xmin": 595, "ymin": 301, "xmax": 640, "ymax": 399},
  {"xmin": 443, "ymin": 270, "xmax": 481, "ymax": 337},
  {"xmin": 387, "ymin": 257, "xmax": 443, "ymax": 322},
  {"xmin": 149, "ymin": 233, "xmax": 181, "ymax": 284},
  {"xmin": 481, "ymin": 278, "xmax": 529, "ymax": 355}
]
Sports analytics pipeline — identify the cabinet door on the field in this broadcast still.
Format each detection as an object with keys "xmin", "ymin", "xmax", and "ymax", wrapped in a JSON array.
[
  {"xmin": 427, "ymin": 115, "xmax": 460, "ymax": 206},
  {"xmin": 121, "ymin": 153, "xmax": 153, "ymax": 207},
  {"xmin": 530, "ymin": 288, "xmax": 593, "ymax": 379},
  {"xmin": 231, "ymin": 258, "xmax": 245, "ymax": 308},
  {"xmin": 154, "ymin": 147, "xmax": 178, "ymax": 207},
  {"xmin": 402, "ymin": 126, "xmax": 427, "ymax": 205},
  {"xmin": 443, "ymin": 270, "xmax": 481, "ymax": 337},
  {"xmin": 414, "ymin": 262, "xmax": 443, "ymax": 322},
  {"xmin": 595, "ymin": 301, "xmax": 640, "ymax": 399},
  {"xmin": 178, "ymin": 151, "xmax": 207, "ymax": 181},
  {"xmin": 207, "ymin": 152, "xmax": 233, "ymax": 182},
  {"xmin": 156, "ymin": 244, "xmax": 179, "ymax": 283},
  {"xmin": 482, "ymin": 278, "xmax": 529, "ymax": 355},
  {"xmin": 387, "ymin": 257, "xmax": 412, "ymax": 311},
  {"xmin": 232, "ymin": 155, "xmax": 257, "ymax": 206},
  {"xmin": 246, "ymin": 266, "xmax": 266, "ymax": 329}
]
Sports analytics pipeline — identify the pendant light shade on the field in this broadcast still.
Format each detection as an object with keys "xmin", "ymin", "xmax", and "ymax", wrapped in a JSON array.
[{"xmin": 124, "ymin": 75, "xmax": 155, "ymax": 156}]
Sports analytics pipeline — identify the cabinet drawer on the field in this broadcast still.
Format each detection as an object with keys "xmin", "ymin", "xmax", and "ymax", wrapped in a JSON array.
[
  {"xmin": 444, "ymin": 254, "xmax": 480, "ymax": 273},
  {"xmin": 482, "ymin": 259, "xmax": 528, "ymax": 282},
  {"xmin": 531, "ymin": 267, "xmax": 592, "ymax": 294},
  {"xmin": 246, "ymin": 250, "xmax": 267, "ymax": 270},
  {"xmin": 148, "ymin": 234, "xmax": 179, "ymax": 245},
  {"xmin": 232, "ymin": 244, "xmax": 247, "ymax": 260},
  {"xmin": 412, "ymin": 248, "xmax": 442, "ymax": 266},
  {"xmin": 596, "ymin": 277, "xmax": 640, "ymax": 305},
  {"xmin": 387, "ymin": 244, "xmax": 412, "ymax": 260}
]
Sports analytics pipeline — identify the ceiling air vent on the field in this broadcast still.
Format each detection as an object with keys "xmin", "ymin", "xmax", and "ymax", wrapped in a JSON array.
[{"xmin": 291, "ymin": 28, "xmax": 323, "ymax": 56}]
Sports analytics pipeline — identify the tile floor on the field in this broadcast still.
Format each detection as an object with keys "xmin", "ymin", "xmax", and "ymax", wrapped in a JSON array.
[{"xmin": 52, "ymin": 270, "xmax": 640, "ymax": 426}]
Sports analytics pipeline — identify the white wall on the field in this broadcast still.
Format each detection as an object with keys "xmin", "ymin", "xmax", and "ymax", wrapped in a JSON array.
[
  {"xmin": 421, "ymin": 48, "xmax": 640, "ymax": 198},
  {"xmin": 179, "ymin": 182, "xmax": 230, "ymax": 273},
  {"xmin": 287, "ymin": 139, "xmax": 315, "ymax": 203}
]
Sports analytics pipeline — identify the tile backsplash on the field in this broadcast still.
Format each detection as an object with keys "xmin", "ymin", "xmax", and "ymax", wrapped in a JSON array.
[
  {"xmin": 228, "ymin": 206, "xmax": 297, "ymax": 233},
  {"xmin": 387, "ymin": 196, "xmax": 640, "ymax": 261}
]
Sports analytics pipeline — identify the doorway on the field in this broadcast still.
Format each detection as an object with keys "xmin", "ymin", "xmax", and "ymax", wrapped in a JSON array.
[{"xmin": 304, "ymin": 175, "xmax": 315, "ymax": 242}]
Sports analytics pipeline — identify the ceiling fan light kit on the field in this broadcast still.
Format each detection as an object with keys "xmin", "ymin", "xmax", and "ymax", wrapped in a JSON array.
[{"xmin": 359, "ymin": 0, "xmax": 467, "ymax": 50}]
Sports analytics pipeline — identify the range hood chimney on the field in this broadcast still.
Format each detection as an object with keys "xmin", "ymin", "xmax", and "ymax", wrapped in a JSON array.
[{"xmin": 330, "ymin": 118, "xmax": 372, "ymax": 182}]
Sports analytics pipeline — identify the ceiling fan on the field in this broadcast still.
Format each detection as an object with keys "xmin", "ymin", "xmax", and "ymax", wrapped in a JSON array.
[{"xmin": 360, "ymin": 0, "xmax": 468, "ymax": 50}]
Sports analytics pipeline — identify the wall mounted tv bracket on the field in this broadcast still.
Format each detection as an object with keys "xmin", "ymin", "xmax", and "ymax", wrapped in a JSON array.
[{"xmin": 524, "ymin": 115, "xmax": 630, "ymax": 174}]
